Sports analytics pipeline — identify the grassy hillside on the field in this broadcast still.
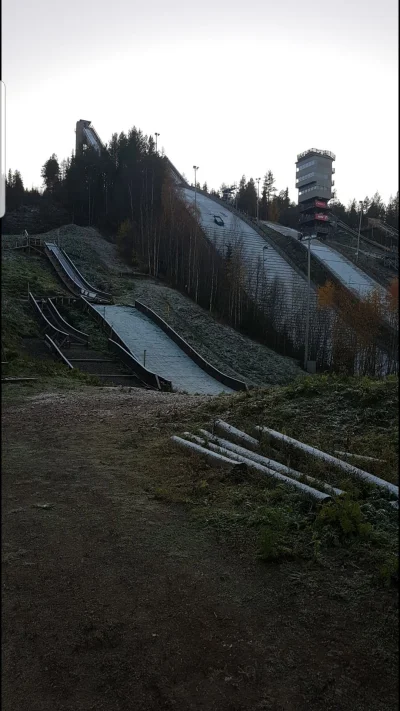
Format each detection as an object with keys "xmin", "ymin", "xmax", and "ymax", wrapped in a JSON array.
[
  {"xmin": 1, "ymin": 250, "xmax": 66, "ymax": 355},
  {"xmin": 1, "ymin": 249, "xmax": 94, "ymax": 382},
  {"xmin": 142, "ymin": 375, "xmax": 398, "ymax": 581},
  {"xmin": 3, "ymin": 227, "xmax": 305, "ymax": 385}
]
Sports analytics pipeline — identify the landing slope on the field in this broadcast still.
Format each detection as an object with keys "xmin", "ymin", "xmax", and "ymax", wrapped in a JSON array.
[
  {"xmin": 94, "ymin": 304, "xmax": 234, "ymax": 394},
  {"xmin": 4, "ymin": 225, "xmax": 303, "ymax": 385},
  {"xmin": 181, "ymin": 188, "xmax": 307, "ymax": 302},
  {"xmin": 308, "ymin": 239, "xmax": 385, "ymax": 298}
]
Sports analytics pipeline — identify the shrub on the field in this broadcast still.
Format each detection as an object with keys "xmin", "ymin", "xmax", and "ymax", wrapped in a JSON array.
[
  {"xmin": 257, "ymin": 507, "xmax": 293, "ymax": 562},
  {"xmin": 314, "ymin": 497, "xmax": 373, "ymax": 541},
  {"xmin": 376, "ymin": 554, "xmax": 398, "ymax": 587},
  {"xmin": 258, "ymin": 528, "xmax": 293, "ymax": 562}
]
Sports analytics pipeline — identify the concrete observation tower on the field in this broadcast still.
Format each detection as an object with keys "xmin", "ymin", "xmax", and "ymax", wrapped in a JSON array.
[{"xmin": 296, "ymin": 148, "xmax": 335, "ymax": 239}]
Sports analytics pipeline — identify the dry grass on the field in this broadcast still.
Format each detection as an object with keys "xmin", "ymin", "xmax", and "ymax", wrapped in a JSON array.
[{"xmin": 2, "ymin": 378, "xmax": 398, "ymax": 710}]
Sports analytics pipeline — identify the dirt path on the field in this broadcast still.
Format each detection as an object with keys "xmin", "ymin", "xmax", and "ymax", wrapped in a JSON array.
[{"xmin": 2, "ymin": 388, "xmax": 397, "ymax": 711}]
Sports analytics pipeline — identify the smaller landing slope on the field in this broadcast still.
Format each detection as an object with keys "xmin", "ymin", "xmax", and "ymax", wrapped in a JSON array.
[
  {"xmin": 94, "ymin": 305, "xmax": 234, "ymax": 395},
  {"xmin": 308, "ymin": 240, "xmax": 386, "ymax": 299},
  {"xmin": 45, "ymin": 243, "xmax": 98, "ymax": 299}
]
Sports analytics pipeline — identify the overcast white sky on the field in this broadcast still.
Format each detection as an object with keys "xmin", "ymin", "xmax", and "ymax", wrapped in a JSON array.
[{"xmin": 2, "ymin": 0, "xmax": 398, "ymax": 206}]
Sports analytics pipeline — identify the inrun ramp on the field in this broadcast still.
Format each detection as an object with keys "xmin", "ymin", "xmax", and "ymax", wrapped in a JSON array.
[
  {"xmin": 45, "ymin": 243, "xmax": 98, "ymax": 299},
  {"xmin": 93, "ymin": 305, "xmax": 234, "ymax": 395}
]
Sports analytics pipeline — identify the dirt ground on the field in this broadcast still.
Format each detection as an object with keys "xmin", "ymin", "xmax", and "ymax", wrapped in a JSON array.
[{"xmin": 2, "ymin": 387, "xmax": 398, "ymax": 711}]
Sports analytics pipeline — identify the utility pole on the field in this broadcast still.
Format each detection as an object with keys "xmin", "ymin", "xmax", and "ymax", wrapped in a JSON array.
[
  {"xmin": 356, "ymin": 201, "xmax": 363, "ymax": 262},
  {"xmin": 155, "ymin": 133, "xmax": 160, "ymax": 153},
  {"xmin": 303, "ymin": 234, "xmax": 312, "ymax": 371},
  {"xmin": 193, "ymin": 166, "xmax": 199, "ymax": 210},
  {"xmin": 256, "ymin": 178, "xmax": 261, "ymax": 221}
]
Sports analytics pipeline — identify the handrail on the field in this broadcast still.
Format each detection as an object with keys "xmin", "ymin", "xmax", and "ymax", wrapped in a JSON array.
[
  {"xmin": 367, "ymin": 218, "xmax": 399, "ymax": 238},
  {"xmin": 335, "ymin": 220, "xmax": 395, "ymax": 255},
  {"xmin": 134, "ymin": 300, "xmax": 248, "ymax": 391},
  {"xmin": 297, "ymin": 148, "xmax": 336, "ymax": 161},
  {"xmin": 107, "ymin": 339, "xmax": 171, "ymax": 391},
  {"xmin": 335, "ymin": 219, "xmax": 362, "ymax": 240},
  {"xmin": 47, "ymin": 298, "xmax": 89, "ymax": 343},
  {"xmin": 45, "ymin": 242, "xmax": 103, "ymax": 301},
  {"xmin": 44, "ymin": 244, "xmax": 84, "ymax": 297},
  {"xmin": 28, "ymin": 292, "xmax": 71, "ymax": 347},
  {"xmin": 60, "ymin": 248, "xmax": 112, "ymax": 301},
  {"xmin": 44, "ymin": 334, "xmax": 74, "ymax": 368}
]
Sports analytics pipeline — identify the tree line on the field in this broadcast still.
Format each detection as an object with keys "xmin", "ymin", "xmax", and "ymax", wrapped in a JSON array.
[
  {"xmin": 7, "ymin": 153, "xmax": 399, "ymax": 233},
  {"xmin": 201, "ymin": 172, "xmax": 399, "ymax": 231},
  {"xmin": 4, "ymin": 131, "xmax": 398, "ymax": 375}
]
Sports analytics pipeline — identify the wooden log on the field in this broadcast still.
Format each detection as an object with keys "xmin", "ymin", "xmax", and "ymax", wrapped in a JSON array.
[
  {"xmin": 183, "ymin": 433, "xmax": 331, "ymax": 502},
  {"xmin": 256, "ymin": 426, "xmax": 398, "ymax": 497}
]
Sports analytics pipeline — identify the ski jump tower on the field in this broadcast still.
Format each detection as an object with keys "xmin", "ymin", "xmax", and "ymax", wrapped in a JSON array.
[
  {"xmin": 75, "ymin": 120, "xmax": 103, "ymax": 156},
  {"xmin": 296, "ymin": 148, "xmax": 335, "ymax": 238}
]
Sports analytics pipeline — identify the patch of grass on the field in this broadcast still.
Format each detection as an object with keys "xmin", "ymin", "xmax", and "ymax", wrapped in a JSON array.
[
  {"xmin": 257, "ymin": 508, "xmax": 294, "ymax": 562},
  {"xmin": 145, "ymin": 376, "xmax": 398, "ymax": 585},
  {"xmin": 2, "ymin": 299, "xmax": 39, "ymax": 352},
  {"xmin": 58, "ymin": 303, "xmax": 110, "ymax": 352},
  {"xmin": 376, "ymin": 554, "xmax": 398, "ymax": 587},
  {"xmin": 1, "ymin": 251, "xmax": 67, "ymax": 356},
  {"xmin": 4, "ymin": 354, "xmax": 102, "ymax": 385},
  {"xmin": 1, "ymin": 251, "xmax": 64, "ymax": 299}
]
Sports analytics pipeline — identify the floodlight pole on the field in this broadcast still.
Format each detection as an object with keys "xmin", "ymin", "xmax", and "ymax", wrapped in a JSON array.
[
  {"xmin": 304, "ymin": 234, "xmax": 312, "ymax": 370},
  {"xmin": 193, "ymin": 166, "xmax": 199, "ymax": 209},
  {"xmin": 356, "ymin": 201, "xmax": 363, "ymax": 262}
]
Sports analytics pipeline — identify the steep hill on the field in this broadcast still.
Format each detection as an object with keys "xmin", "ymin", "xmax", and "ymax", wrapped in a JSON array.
[{"xmin": 2, "ymin": 226, "xmax": 304, "ymax": 385}]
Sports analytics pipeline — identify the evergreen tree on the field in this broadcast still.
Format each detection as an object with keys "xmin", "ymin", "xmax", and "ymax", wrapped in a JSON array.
[
  {"xmin": 41, "ymin": 154, "xmax": 60, "ymax": 193},
  {"xmin": 259, "ymin": 185, "xmax": 267, "ymax": 220},
  {"xmin": 13, "ymin": 170, "xmax": 24, "ymax": 197},
  {"xmin": 244, "ymin": 178, "xmax": 257, "ymax": 217},
  {"xmin": 367, "ymin": 191, "xmax": 385, "ymax": 220},
  {"xmin": 385, "ymin": 192, "xmax": 399, "ymax": 228},
  {"xmin": 236, "ymin": 175, "xmax": 247, "ymax": 212},
  {"xmin": 262, "ymin": 171, "xmax": 276, "ymax": 219}
]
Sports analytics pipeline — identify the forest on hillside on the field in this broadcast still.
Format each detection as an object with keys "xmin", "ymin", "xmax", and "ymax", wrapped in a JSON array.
[
  {"xmin": 3, "ymin": 128, "xmax": 399, "ymax": 376},
  {"xmin": 5, "ymin": 134, "xmax": 399, "ymax": 232}
]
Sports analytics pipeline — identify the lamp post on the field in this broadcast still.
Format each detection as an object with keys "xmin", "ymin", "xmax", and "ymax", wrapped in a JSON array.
[
  {"xmin": 261, "ymin": 245, "xmax": 269, "ymax": 305},
  {"xmin": 356, "ymin": 201, "xmax": 363, "ymax": 262},
  {"xmin": 303, "ymin": 233, "xmax": 314, "ymax": 371},
  {"xmin": 193, "ymin": 166, "xmax": 199, "ymax": 209},
  {"xmin": 256, "ymin": 178, "xmax": 261, "ymax": 222},
  {"xmin": 235, "ymin": 184, "xmax": 239, "ymax": 210},
  {"xmin": 155, "ymin": 133, "xmax": 160, "ymax": 153},
  {"xmin": 262, "ymin": 245, "xmax": 268, "ymax": 272}
]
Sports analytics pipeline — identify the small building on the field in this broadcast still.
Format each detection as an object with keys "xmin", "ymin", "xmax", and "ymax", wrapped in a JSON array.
[{"xmin": 296, "ymin": 148, "xmax": 335, "ymax": 239}]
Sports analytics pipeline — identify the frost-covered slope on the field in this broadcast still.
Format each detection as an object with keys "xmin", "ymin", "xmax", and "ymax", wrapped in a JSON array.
[{"xmin": 181, "ymin": 189, "xmax": 307, "ymax": 307}]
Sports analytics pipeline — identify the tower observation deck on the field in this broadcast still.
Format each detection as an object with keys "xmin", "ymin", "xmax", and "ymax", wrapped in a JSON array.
[{"xmin": 296, "ymin": 148, "xmax": 335, "ymax": 239}]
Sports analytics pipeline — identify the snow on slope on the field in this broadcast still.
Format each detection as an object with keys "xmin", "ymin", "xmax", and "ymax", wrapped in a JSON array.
[{"xmin": 181, "ymin": 188, "xmax": 308, "ymax": 308}]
